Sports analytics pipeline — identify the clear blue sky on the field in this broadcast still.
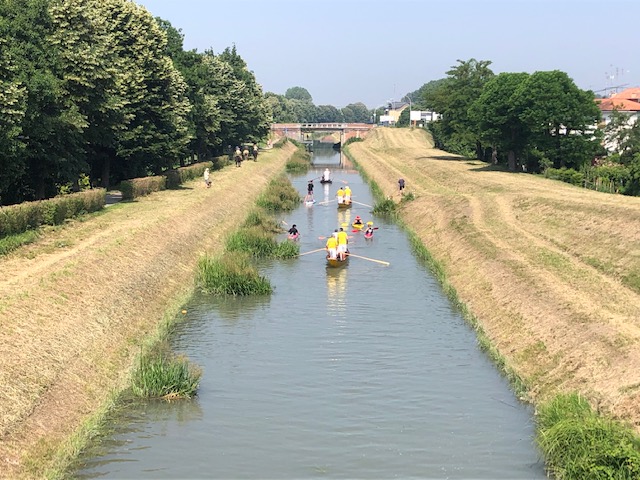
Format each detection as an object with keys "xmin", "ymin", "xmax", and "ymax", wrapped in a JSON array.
[{"xmin": 134, "ymin": 0, "xmax": 638, "ymax": 109}]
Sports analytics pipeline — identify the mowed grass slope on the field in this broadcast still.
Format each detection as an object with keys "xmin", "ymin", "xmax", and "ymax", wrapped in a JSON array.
[
  {"xmin": 349, "ymin": 127, "xmax": 640, "ymax": 429},
  {"xmin": 0, "ymin": 142, "xmax": 296, "ymax": 477}
]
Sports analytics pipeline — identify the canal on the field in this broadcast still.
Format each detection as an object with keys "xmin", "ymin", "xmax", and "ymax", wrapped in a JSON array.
[{"xmin": 73, "ymin": 146, "xmax": 546, "ymax": 478}]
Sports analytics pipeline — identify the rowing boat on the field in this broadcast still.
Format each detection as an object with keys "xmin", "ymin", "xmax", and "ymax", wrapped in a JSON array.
[
  {"xmin": 320, "ymin": 179, "xmax": 332, "ymax": 184},
  {"xmin": 337, "ymin": 201, "xmax": 352, "ymax": 209},
  {"xmin": 326, "ymin": 254, "xmax": 349, "ymax": 268}
]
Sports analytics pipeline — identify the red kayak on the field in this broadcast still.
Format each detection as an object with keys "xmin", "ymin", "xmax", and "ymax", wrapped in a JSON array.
[{"xmin": 288, "ymin": 233, "xmax": 299, "ymax": 240}]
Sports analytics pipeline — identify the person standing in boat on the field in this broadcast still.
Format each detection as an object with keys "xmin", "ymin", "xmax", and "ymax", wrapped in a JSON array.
[
  {"xmin": 336, "ymin": 227, "xmax": 349, "ymax": 260},
  {"xmin": 305, "ymin": 180, "xmax": 315, "ymax": 203},
  {"xmin": 325, "ymin": 234, "xmax": 337, "ymax": 259},
  {"xmin": 322, "ymin": 168, "xmax": 331, "ymax": 182},
  {"xmin": 336, "ymin": 187, "xmax": 345, "ymax": 204},
  {"xmin": 344, "ymin": 185, "xmax": 352, "ymax": 204}
]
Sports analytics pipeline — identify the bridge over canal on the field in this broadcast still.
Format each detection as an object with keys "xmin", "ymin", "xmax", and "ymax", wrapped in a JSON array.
[{"xmin": 271, "ymin": 123, "xmax": 376, "ymax": 148}]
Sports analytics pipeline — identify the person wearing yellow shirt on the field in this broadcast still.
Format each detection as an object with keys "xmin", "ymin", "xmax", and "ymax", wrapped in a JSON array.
[
  {"xmin": 336, "ymin": 187, "xmax": 345, "ymax": 204},
  {"xmin": 325, "ymin": 235, "xmax": 338, "ymax": 260},
  {"xmin": 344, "ymin": 185, "xmax": 352, "ymax": 204},
  {"xmin": 336, "ymin": 227, "xmax": 349, "ymax": 260}
]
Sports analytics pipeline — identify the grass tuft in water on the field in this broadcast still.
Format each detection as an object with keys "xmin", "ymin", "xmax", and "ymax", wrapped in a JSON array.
[
  {"xmin": 226, "ymin": 227, "xmax": 299, "ymax": 258},
  {"xmin": 536, "ymin": 393, "xmax": 640, "ymax": 479},
  {"xmin": 242, "ymin": 210, "xmax": 283, "ymax": 234},
  {"xmin": 285, "ymin": 148, "xmax": 312, "ymax": 173},
  {"xmin": 256, "ymin": 175, "xmax": 301, "ymax": 212},
  {"xmin": 197, "ymin": 252, "xmax": 272, "ymax": 295},
  {"xmin": 130, "ymin": 343, "xmax": 201, "ymax": 399}
]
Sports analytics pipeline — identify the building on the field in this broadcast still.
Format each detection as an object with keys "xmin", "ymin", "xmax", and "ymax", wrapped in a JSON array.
[{"xmin": 596, "ymin": 87, "xmax": 640, "ymax": 152}]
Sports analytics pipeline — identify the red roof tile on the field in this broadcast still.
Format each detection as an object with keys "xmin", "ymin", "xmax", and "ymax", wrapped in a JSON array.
[
  {"xmin": 597, "ymin": 97, "xmax": 640, "ymax": 112},
  {"xmin": 612, "ymin": 87, "xmax": 640, "ymax": 101}
]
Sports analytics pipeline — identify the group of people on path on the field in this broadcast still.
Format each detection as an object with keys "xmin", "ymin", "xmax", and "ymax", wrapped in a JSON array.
[{"xmin": 232, "ymin": 143, "xmax": 259, "ymax": 167}]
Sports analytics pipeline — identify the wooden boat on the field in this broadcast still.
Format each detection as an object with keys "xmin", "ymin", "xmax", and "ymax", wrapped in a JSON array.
[
  {"xmin": 326, "ymin": 253, "xmax": 349, "ymax": 268},
  {"xmin": 320, "ymin": 178, "xmax": 332, "ymax": 184},
  {"xmin": 337, "ymin": 201, "xmax": 352, "ymax": 209}
]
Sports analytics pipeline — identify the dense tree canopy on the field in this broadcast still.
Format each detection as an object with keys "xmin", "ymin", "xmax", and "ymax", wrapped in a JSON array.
[{"xmin": 0, "ymin": 0, "xmax": 271, "ymax": 204}]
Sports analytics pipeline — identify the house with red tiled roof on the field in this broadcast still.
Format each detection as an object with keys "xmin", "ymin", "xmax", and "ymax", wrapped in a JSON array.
[{"xmin": 596, "ymin": 87, "xmax": 640, "ymax": 152}]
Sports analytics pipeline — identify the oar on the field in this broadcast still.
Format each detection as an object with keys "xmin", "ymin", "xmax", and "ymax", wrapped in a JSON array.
[
  {"xmin": 318, "ymin": 199, "xmax": 336, "ymax": 205},
  {"xmin": 347, "ymin": 253, "xmax": 390, "ymax": 266},
  {"xmin": 281, "ymin": 219, "xmax": 288, "ymax": 226},
  {"xmin": 298, "ymin": 248, "xmax": 325, "ymax": 256},
  {"xmin": 352, "ymin": 200, "xmax": 373, "ymax": 208}
]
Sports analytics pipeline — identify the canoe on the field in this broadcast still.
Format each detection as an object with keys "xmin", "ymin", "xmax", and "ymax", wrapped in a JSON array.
[
  {"xmin": 320, "ymin": 179, "xmax": 332, "ymax": 184},
  {"xmin": 352, "ymin": 222, "xmax": 364, "ymax": 230},
  {"xmin": 364, "ymin": 231, "xmax": 374, "ymax": 239},
  {"xmin": 337, "ymin": 201, "xmax": 352, "ymax": 209},
  {"xmin": 326, "ymin": 254, "xmax": 349, "ymax": 268}
]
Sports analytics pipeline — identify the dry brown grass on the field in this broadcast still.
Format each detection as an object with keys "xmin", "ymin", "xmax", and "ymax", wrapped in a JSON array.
[
  {"xmin": 0, "ymin": 144, "xmax": 295, "ymax": 477},
  {"xmin": 349, "ymin": 127, "xmax": 640, "ymax": 430}
]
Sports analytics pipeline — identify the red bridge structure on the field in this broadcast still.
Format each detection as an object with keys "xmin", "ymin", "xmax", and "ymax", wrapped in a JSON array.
[{"xmin": 271, "ymin": 123, "xmax": 376, "ymax": 148}]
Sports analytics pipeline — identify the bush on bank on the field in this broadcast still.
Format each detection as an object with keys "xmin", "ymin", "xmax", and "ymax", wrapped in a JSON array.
[
  {"xmin": 536, "ymin": 393, "xmax": 640, "ymax": 479},
  {"xmin": 285, "ymin": 148, "xmax": 312, "ymax": 174},
  {"xmin": 0, "ymin": 189, "xmax": 106, "ymax": 238}
]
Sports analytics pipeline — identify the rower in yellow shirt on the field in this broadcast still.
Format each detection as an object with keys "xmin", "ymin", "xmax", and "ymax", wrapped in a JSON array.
[
  {"xmin": 344, "ymin": 185, "xmax": 352, "ymax": 204},
  {"xmin": 325, "ymin": 235, "xmax": 338, "ymax": 260},
  {"xmin": 336, "ymin": 227, "xmax": 349, "ymax": 260},
  {"xmin": 336, "ymin": 187, "xmax": 345, "ymax": 204}
]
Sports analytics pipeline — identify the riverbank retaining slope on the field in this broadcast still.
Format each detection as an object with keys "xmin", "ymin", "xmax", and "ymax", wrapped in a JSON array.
[
  {"xmin": 348, "ymin": 127, "xmax": 640, "ymax": 431},
  {"xmin": 0, "ymin": 143, "xmax": 295, "ymax": 477}
]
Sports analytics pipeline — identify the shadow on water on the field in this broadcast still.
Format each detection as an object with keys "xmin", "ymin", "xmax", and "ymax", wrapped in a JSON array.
[{"xmin": 73, "ymin": 147, "xmax": 547, "ymax": 479}]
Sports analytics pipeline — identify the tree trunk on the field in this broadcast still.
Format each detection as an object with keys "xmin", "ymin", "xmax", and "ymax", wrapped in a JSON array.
[
  {"xmin": 101, "ymin": 157, "xmax": 111, "ymax": 189},
  {"xmin": 507, "ymin": 150, "xmax": 516, "ymax": 171},
  {"xmin": 491, "ymin": 146, "xmax": 498, "ymax": 164}
]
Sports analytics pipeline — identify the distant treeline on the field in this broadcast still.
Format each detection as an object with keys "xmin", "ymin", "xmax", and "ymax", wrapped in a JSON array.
[
  {"xmin": 0, "ymin": 0, "xmax": 271, "ymax": 205},
  {"xmin": 265, "ymin": 87, "xmax": 373, "ymax": 124}
]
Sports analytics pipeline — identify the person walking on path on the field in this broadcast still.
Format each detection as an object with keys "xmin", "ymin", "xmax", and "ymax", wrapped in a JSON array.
[
  {"xmin": 399, "ymin": 178, "xmax": 405, "ymax": 191},
  {"xmin": 203, "ymin": 168, "xmax": 212, "ymax": 188}
]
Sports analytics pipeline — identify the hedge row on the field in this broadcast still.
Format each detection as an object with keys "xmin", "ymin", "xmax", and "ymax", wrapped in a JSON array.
[{"xmin": 0, "ymin": 189, "xmax": 106, "ymax": 238}]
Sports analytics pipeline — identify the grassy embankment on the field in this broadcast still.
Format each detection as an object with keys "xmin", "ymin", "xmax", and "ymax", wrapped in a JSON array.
[
  {"xmin": 346, "ymin": 127, "xmax": 640, "ymax": 478},
  {"xmin": 0, "ymin": 141, "xmax": 297, "ymax": 479}
]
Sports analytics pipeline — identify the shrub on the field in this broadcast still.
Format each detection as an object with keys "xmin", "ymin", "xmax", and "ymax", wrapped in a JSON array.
[
  {"xmin": 0, "ymin": 189, "xmax": 106, "ymax": 238},
  {"xmin": 119, "ymin": 176, "xmax": 166, "ymax": 200},
  {"xmin": 285, "ymin": 148, "xmax": 311, "ymax": 173},
  {"xmin": 544, "ymin": 168, "xmax": 584, "ymax": 186},
  {"xmin": 242, "ymin": 210, "xmax": 283, "ymax": 234},
  {"xmin": 372, "ymin": 198, "xmax": 397, "ymax": 216},
  {"xmin": 537, "ymin": 393, "xmax": 640, "ymax": 479}
]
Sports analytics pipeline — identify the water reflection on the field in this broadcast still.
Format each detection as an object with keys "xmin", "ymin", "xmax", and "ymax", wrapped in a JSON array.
[{"xmin": 325, "ymin": 267, "xmax": 347, "ymax": 316}]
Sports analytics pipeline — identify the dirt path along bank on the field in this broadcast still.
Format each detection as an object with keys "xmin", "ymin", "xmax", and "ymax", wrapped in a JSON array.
[
  {"xmin": 0, "ymin": 143, "xmax": 295, "ymax": 478},
  {"xmin": 349, "ymin": 128, "xmax": 640, "ymax": 430}
]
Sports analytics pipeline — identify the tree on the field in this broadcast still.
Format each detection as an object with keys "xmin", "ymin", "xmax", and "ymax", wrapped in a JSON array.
[
  {"xmin": 513, "ymin": 71, "xmax": 602, "ymax": 170},
  {"xmin": 316, "ymin": 105, "xmax": 343, "ymax": 123},
  {"xmin": 423, "ymin": 58, "xmax": 495, "ymax": 158},
  {"xmin": 285, "ymin": 86, "xmax": 313, "ymax": 103},
  {"xmin": 0, "ymin": 36, "xmax": 26, "ymax": 204},
  {"xmin": 468, "ymin": 72, "xmax": 531, "ymax": 171},
  {"xmin": 342, "ymin": 102, "xmax": 370, "ymax": 123}
]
